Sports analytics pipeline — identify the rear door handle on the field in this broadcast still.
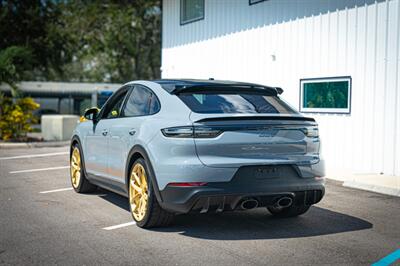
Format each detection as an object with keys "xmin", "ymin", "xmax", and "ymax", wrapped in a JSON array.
[
  {"xmin": 129, "ymin": 129, "xmax": 136, "ymax": 136},
  {"xmin": 102, "ymin": 130, "xmax": 108, "ymax": 136}
]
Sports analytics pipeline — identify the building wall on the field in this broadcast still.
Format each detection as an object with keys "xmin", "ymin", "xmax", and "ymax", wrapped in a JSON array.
[{"xmin": 162, "ymin": 0, "xmax": 400, "ymax": 176}]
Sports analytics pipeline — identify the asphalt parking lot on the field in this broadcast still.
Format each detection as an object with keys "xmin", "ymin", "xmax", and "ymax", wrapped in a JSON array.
[{"xmin": 0, "ymin": 146, "xmax": 399, "ymax": 265}]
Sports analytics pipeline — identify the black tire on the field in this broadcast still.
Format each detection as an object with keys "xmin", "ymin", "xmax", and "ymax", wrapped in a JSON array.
[
  {"xmin": 70, "ymin": 143, "xmax": 97, "ymax": 193},
  {"xmin": 129, "ymin": 158, "xmax": 174, "ymax": 228},
  {"xmin": 267, "ymin": 204, "xmax": 310, "ymax": 218}
]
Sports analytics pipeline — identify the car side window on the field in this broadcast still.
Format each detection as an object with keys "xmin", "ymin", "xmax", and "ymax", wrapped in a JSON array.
[
  {"xmin": 102, "ymin": 90, "xmax": 129, "ymax": 119},
  {"xmin": 149, "ymin": 91, "xmax": 160, "ymax": 114},
  {"xmin": 122, "ymin": 86, "xmax": 160, "ymax": 117}
]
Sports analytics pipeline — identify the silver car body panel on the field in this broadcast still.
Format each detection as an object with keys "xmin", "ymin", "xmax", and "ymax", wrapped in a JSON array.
[{"xmin": 72, "ymin": 80, "xmax": 325, "ymax": 191}]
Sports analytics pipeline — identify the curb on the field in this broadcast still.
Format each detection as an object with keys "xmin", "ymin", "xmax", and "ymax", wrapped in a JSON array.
[
  {"xmin": 0, "ymin": 141, "xmax": 70, "ymax": 149},
  {"xmin": 343, "ymin": 180, "xmax": 400, "ymax": 197}
]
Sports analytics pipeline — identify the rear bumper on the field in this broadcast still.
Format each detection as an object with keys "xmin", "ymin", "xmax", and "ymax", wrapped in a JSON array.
[{"xmin": 159, "ymin": 165, "xmax": 325, "ymax": 214}]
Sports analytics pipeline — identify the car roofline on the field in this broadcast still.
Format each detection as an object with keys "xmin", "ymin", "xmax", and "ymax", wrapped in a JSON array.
[{"xmin": 150, "ymin": 79, "xmax": 284, "ymax": 95}]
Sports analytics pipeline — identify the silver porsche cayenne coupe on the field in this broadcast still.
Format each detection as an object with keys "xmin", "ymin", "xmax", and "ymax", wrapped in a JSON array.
[{"xmin": 70, "ymin": 79, "xmax": 325, "ymax": 228}]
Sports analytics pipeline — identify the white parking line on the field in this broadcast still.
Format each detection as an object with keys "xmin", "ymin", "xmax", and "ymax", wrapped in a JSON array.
[
  {"xmin": 0, "ymin": 152, "xmax": 69, "ymax": 161},
  {"xmin": 9, "ymin": 166, "xmax": 69, "ymax": 174},
  {"xmin": 40, "ymin": 187, "xmax": 73, "ymax": 194},
  {"xmin": 102, "ymin": 221, "xmax": 136, "ymax": 230}
]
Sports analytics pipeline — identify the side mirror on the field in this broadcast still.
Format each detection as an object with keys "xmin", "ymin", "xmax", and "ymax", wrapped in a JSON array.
[{"xmin": 82, "ymin": 107, "xmax": 100, "ymax": 122}]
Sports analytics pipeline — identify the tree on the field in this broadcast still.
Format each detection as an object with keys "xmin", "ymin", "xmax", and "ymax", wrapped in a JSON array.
[
  {"xmin": 0, "ymin": 0, "xmax": 67, "ymax": 80},
  {"xmin": 0, "ymin": 1, "xmax": 162, "ymax": 140},
  {"xmin": 0, "ymin": 46, "xmax": 32, "ymax": 96},
  {"xmin": 53, "ymin": 0, "xmax": 161, "ymax": 83},
  {"xmin": 0, "ymin": 0, "xmax": 162, "ymax": 83}
]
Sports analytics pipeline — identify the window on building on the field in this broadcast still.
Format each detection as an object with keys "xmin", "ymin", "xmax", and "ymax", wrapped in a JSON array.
[
  {"xmin": 300, "ymin": 77, "xmax": 351, "ymax": 114},
  {"xmin": 180, "ymin": 0, "xmax": 204, "ymax": 25},
  {"xmin": 249, "ymin": 0, "xmax": 267, "ymax": 5}
]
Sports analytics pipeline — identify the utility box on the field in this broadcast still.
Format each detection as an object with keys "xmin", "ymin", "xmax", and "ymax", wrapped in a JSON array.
[{"xmin": 41, "ymin": 115, "xmax": 79, "ymax": 141}]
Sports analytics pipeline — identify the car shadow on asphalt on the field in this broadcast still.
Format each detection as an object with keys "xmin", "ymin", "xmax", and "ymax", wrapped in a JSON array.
[
  {"xmin": 158, "ymin": 207, "xmax": 373, "ymax": 240},
  {"xmin": 97, "ymin": 189, "xmax": 130, "ymax": 211},
  {"xmin": 97, "ymin": 189, "xmax": 373, "ymax": 240}
]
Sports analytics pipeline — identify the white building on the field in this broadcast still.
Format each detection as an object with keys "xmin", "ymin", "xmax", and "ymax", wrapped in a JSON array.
[{"xmin": 161, "ymin": 0, "xmax": 400, "ymax": 181}]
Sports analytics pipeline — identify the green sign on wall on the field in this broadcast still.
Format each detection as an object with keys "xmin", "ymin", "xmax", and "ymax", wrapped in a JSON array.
[{"xmin": 300, "ymin": 77, "xmax": 351, "ymax": 114}]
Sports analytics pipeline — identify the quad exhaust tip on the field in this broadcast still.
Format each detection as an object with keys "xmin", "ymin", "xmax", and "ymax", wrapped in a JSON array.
[
  {"xmin": 240, "ymin": 198, "xmax": 259, "ymax": 210},
  {"xmin": 275, "ymin": 196, "xmax": 293, "ymax": 209},
  {"xmin": 239, "ymin": 196, "xmax": 293, "ymax": 210}
]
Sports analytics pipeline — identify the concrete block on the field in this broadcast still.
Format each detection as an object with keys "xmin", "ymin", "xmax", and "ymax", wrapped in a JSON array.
[{"xmin": 41, "ymin": 115, "xmax": 79, "ymax": 141}]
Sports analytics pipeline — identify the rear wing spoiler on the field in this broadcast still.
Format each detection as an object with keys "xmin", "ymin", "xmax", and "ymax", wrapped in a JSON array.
[{"xmin": 171, "ymin": 85, "xmax": 284, "ymax": 96}]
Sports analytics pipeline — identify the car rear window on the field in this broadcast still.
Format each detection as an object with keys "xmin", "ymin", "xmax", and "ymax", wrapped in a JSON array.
[{"xmin": 178, "ymin": 92, "xmax": 298, "ymax": 114}]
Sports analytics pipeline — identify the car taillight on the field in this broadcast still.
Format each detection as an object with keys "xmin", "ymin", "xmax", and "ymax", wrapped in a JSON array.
[
  {"xmin": 161, "ymin": 126, "xmax": 222, "ymax": 138},
  {"xmin": 161, "ymin": 126, "xmax": 193, "ymax": 138}
]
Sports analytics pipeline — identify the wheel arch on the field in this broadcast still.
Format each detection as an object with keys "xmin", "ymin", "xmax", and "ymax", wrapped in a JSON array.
[
  {"xmin": 70, "ymin": 135, "xmax": 89, "ymax": 177},
  {"xmin": 70, "ymin": 135, "xmax": 81, "ymax": 154},
  {"xmin": 126, "ymin": 145, "xmax": 163, "ymax": 203}
]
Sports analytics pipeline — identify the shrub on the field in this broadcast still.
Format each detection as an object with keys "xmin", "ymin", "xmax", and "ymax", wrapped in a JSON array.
[{"xmin": 0, "ymin": 94, "xmax": 40, "ymax": 141}]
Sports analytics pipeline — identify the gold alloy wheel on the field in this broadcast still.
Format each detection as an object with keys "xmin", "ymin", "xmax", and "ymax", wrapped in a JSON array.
[
  {"xmin": 70, "ymin": 147, "xmax": 81, "ymax": 189},
  {"xmin": 129, "ymin": 163, "xmax": 149, "ymax": 222}
]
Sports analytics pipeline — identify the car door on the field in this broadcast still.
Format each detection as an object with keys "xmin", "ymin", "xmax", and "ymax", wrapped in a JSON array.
[
  {"xmin": 108, "ymin": 85, "xmax": 160, "ymax": 183},
  {"xmin": 84, "ymin": 88, "xmax": 129, "ymax": 179}
]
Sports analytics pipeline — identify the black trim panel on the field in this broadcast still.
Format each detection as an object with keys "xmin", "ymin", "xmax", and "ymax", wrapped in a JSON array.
[
  {"xmin": 160, "ymin": 183, "xmax": 325, "ymax": 214},
  {"xmin": 173, "ymin": 85, "xmax": 278, "ymax": 95},
  {"xmin": 87, "ymin": 173, "xmax": 127, "ymax": 197},
  {"xmin": 160, "ymin": 164, "xmax": 325, "ymax": 213},
  {"xmin": 249, "ymin": 0, "xmax": 267, "ymax": 5}
]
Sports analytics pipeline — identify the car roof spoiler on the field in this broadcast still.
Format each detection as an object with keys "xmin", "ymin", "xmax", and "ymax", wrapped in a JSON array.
[
  {"xmin": 171, "ymin": 85, "xmax": 283, "ymax": 96},
  {"xmin": 153, "ymin": 79, "xmax": 284, "ymax": 96}
]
